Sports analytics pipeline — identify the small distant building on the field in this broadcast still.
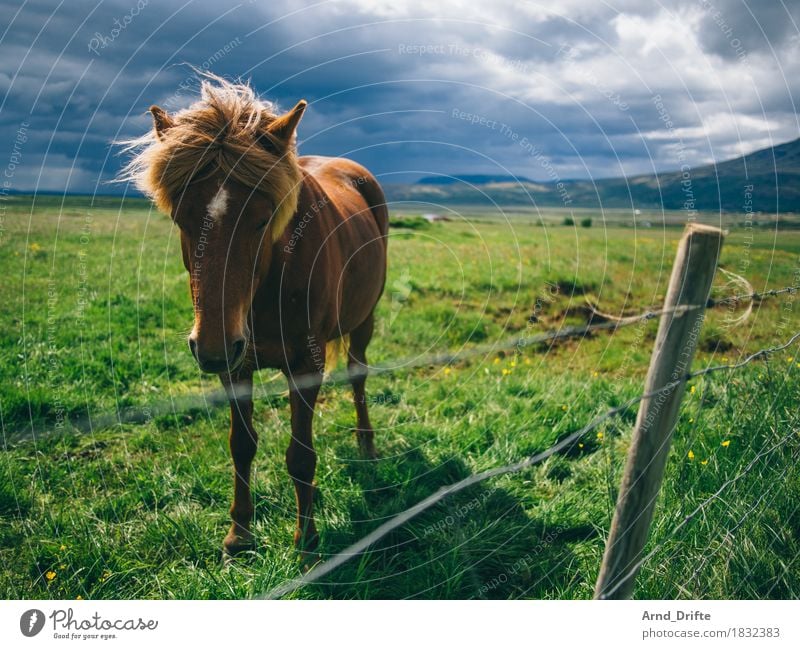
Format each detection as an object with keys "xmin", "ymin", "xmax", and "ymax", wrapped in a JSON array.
[{"xmin": 423, "ymin": 213, "xmax": 450, "ymax": 222}]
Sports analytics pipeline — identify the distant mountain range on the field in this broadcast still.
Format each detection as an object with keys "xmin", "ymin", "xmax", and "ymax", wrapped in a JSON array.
[
  {"xmin": 386, "ymin": 138, "xmax": 800, "ymax": 212},
  {"xmin": 416, "ymin": 174, "xmax": 533, "ymax": 185}
]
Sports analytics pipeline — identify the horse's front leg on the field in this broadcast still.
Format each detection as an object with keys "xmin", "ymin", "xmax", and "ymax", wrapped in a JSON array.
[
  {"xmin": 285, "ymin": 356, "xmax": 323, "ymax": 559},
  {"xmin": 221, "ymin": 370, "xmax": 257, "ymax": 556}
]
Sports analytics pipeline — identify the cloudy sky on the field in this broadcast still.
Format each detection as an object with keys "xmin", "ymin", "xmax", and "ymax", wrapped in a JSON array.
[{"xmin": 1, "ymin": 0, "xmax": 798, "ymax": 193}]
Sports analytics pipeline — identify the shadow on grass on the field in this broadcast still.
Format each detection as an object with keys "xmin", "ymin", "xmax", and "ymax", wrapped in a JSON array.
[{"xmin": 295, "ymin": 443, "xmax": 598, "ymax": 599}]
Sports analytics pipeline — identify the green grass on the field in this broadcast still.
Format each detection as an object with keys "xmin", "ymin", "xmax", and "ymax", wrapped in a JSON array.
[{"xmin": 1, "ymin": 195, "xmax": 799, "ymax": 599}]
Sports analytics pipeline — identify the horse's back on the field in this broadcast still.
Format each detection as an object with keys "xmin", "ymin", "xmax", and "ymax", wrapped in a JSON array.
[
  {"xmin": 297, "ymin": 156, "xmax": 388, "ymax": 336},
  {"xmin": 299, "ymin": 156, "xmax": 388, "ymax": 239}
]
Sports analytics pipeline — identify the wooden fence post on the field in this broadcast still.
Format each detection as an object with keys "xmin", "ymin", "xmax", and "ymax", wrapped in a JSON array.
[{"xmin": 594, "ymin": 223, "xmax": 724, "ymax": 599}]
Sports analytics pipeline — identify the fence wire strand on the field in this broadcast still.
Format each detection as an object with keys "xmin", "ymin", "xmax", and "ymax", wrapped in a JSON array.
[
  {"xmin": 10, "ymin": 283, "xmax": 799, "ymax": 443},
  {"xmin": 599, "ymin": 424, "xmax": 800, "ymax": 599},
  {"xmin": 4, "ymin": 270, "xmax": 799, "ymax": 598},
  {"xmin": 261, "ymin": 327, "xmax": 800, "ymax": 599}
]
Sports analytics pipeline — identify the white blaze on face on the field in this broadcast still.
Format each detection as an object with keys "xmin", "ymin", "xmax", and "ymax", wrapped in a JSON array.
[{"xmin": 207, "ymin": 184, "xmax": 229, "ymax": 223}]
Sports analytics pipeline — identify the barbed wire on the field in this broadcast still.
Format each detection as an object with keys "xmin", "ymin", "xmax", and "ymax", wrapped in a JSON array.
[
  {"xmin": 7, "ymin": 283, "xmax": 798, "ymax": 443},
  {"xmin": 261, "ymin": 327, "xmax": 800, "ymax": 599},
  {"xmin": 706, "ymin": 284, "xmax": 799, "ymax": 309},
  {"xmin": 599, "ymin": 424, "xmax": 800, "ymax": 599},
  {"xmin": 515, "ymin": 350, "xmax": 799, "ymax": 600}
]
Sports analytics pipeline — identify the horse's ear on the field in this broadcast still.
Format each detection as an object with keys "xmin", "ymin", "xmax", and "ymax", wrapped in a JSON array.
[
  {"xmin": 149, "ymin": 105, "xmax": 175, "ymax": 140},
  {"xmin": 264, "ymin": 100, "xmax": 307, "ymax": 150}
]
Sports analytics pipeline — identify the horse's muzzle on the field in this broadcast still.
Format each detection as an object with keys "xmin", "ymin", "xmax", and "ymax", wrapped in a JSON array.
[{"xmin": 189, "ymin": 335, "xmax": 247, "ymax": 373}]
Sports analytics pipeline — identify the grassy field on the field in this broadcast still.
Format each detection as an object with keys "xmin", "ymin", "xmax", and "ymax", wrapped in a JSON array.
[{"xmin": 1, "ymin": 195, "xmax": 799, "ymax": 599}]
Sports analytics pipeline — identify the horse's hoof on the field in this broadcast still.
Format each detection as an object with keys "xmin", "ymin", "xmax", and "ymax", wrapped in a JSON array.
[
  {"xmin": 355, "ymin": 429, "xmax": 378, "ymax": 460},
  {"xmin": 222, "ymin": 530, "xmax": 255, "ymax": 560},
  {"xmin": 358, "ymin": 442, "xmax": 378, "ymax": 460},
  {"xmin": 294, "ymin": 529, "xmax": 320, "ymax": 569},
  {"xmin": 299, "ymin": 551, "xmax": 322, "ymax": 573}
]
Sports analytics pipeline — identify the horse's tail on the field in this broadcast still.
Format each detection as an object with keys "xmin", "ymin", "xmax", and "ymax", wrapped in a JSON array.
[{"xmin": 325, "ymin": 335, "xmax": 350, "ymax": 375}]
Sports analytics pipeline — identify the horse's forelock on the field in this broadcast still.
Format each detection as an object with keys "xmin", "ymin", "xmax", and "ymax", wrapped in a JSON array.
[{"xmin": 119, "ymin": 76, "xmax": 301, "ymax": 241}]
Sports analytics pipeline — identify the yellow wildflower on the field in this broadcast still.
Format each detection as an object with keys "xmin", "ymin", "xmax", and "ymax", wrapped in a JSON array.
[
  {"xmin": 443, "ymin": 367, "xmax": 451, "ymax": 376},
  {"xmin": 29, "ymin": 242, "xmax": 42, "ymax": 252},
  {"xmin": 701, "ymin": 459, "xmax": 709, "ymax": 465},
  {"xmin": 689, "ymin": 385, "xmax": 696, "ymax": 394},
  {"xmin": 59, "ymin": 544, "xmax": 66, "ymax": 551},
  {"xmin": 493, "ymin": 357, "xmax": 500, "ymax": 364},
  {"xmin": 45, "ymin": 571, "xmax": 56, "ymax": 581},
  {"xmin": 578, "ymin": 443, "xmax": 584, "ymax": 449},
  {"xmin": 721, "ymin": 440, "xmax": 730, "ymax": 448},
  {"xmin": 561, "ymin": 405, "xmax": 568, "ymax": 411},
  {"xmin": 596, "ymin": 431, "xmax": 604, "ymax": 440},
  {"xmin": 76, "ymin": 596, "xmax": 83, "ymax": 600},
  {"xmin": 687, "ymin": 450, "xmax": 695, "ymax": 460}
]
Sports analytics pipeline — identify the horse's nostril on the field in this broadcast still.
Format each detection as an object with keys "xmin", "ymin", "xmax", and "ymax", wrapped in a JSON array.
[
  {"xmin": 188, "ymin": 336, "xmax": 198, "ymax": 360},
  {"xmin": 231, "ymin": 338, "xmax": 246, "ymax": 363}
]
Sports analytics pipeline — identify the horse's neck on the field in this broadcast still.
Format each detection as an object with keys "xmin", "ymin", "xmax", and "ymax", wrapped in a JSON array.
[{"xmin": 270, "ymin": 172, "xmax": 329, "ymax": 264}]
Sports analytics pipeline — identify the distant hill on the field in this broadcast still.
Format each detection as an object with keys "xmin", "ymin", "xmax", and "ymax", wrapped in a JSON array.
[
  {"xmin": 416, "ymin": 174, "xmax": 532, "ymax": 185},
  {"xmin": 386, "ymin": 138, "xmax": 800, "ymax": 212}
]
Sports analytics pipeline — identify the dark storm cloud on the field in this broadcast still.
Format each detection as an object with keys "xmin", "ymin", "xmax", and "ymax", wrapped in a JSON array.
[
  {"xmin": 696, "ymin": 0, "xmax": 800, "ymax": 61},
  {"xmin": 0, "ymin": 0, "xmax": 797, "ymax": 193}
]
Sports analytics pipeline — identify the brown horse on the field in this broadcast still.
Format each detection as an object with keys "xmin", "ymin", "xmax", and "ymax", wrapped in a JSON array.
[{"xmin": 122, "ymin": 76, "xmax": 388, "ymax": 558}]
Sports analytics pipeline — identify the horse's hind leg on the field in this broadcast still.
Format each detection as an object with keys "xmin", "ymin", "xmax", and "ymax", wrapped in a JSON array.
[{"xmin": 348, "ymin": 313, "xmax": 378, "ymax": 459}]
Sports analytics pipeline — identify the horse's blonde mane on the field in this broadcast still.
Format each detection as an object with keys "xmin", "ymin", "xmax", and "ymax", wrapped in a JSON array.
[{"xmin": 119, "ymin": 74, "xmax": 302, "ymax": 241}]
